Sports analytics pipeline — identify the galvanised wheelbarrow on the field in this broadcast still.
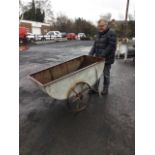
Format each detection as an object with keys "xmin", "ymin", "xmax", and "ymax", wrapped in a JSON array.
[{"xmin": 29, "ymin": 55, "xmax": 105, "ymax": 112}]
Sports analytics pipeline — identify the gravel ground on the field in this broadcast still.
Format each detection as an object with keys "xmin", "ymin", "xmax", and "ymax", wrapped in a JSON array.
[{"xmin": 20, "ymin": 40, "xmax": 135, "ymax": 155}]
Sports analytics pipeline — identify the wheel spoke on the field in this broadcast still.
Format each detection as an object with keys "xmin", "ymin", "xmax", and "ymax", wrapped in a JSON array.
[
  {"xmin": 72, "ymin": 96, "xmax": 80, "ymax": 103},
  {"xmin": 77, "ymin": 96, "xmax": 83, "ymax": 108},
  {"xmin": 67, "ymin": 82, "xmax": 90, "ymax": 112},
  {"xmin": 71, "ymin": 88, "xmax": 79, "ymax": 96}
]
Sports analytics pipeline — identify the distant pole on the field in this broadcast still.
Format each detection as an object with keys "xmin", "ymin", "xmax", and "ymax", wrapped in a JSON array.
[
  {"xmin": 124, "ymin": 0, "xmax": 130, "ymax": 37},
  {"xmin": 125, "ymin": 0, "xmax": 130, "ymax": 22}
]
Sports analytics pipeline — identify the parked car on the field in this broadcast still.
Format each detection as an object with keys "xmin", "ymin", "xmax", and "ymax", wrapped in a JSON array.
[
  {"xmin": 77, "ymin": 33, "xmax": 86, "ymax": 40},
  {"xmin": 26, "ymin": 33, "xmax": 36, "ymax": 42},
  {"xmin": 80, "ymin": 35, "xmax": 91, "ymax": 40},
  {"xmin": 47, "ymin": 31, "xmax": 62, "ymax": 38},
  {"xmin": 37, "ymin": 31, "xmax": 62, "ymax": 41},
  {"xmin": 61, "ymin": 32, "xmax": 67, "ymax": 38},
  {"xmin": 36, "ymin": 34, "xmax": 55, "ymax": 41},
  {"xmin": 67, "ymin": 33, "xmax": 77, "ymax": 40}
]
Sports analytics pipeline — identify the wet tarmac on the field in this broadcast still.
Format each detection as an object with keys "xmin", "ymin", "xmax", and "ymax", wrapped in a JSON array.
[{"xmin": 19, "ymin": 40, "xmax": 135, "ymax": 155}]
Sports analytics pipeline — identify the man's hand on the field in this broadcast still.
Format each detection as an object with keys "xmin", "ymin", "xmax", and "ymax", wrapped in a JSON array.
[
  {"xmin": 89, "ymin": 42, "xmax": 95, "ymax": 56},
  {"xmin": 88, "ymin": 51, "xmax": 93, "ymax": 56}
]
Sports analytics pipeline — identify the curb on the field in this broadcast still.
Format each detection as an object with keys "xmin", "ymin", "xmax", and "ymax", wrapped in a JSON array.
[{"xmin": 34, "ymin": 38, "xmax": 68, "ymax": 45}]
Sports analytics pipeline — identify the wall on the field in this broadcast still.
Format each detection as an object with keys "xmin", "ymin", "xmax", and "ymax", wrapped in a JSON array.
[
  {"xmin": 19, "ymin": 20, "xmax": 50, "ymax": 35},
  {"xmin": 41, "ymin": 25, "xmax": 51, "ymax": 35}
]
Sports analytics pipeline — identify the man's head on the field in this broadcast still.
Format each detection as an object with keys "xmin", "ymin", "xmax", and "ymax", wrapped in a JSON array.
[{"xmin": 98, "ymin": 19, "xmax": 108, "ymax": 32}]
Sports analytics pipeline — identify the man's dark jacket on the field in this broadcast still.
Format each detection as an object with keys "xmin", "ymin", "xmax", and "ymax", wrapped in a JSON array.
[{"xmin": 89, "ymin": 28, "xmax": 117, "ymax": 64}]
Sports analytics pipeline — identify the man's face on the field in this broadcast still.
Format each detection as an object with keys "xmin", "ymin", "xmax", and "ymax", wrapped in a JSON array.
[{"xmin": 98, "ymin": 21, "xmax": 108, "ymax": 32}]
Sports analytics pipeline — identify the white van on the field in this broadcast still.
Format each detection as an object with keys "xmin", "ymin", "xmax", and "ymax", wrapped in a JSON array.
[
  {"xmin": 77, "ymin": 33, "xmax": 86, "ymax": 40},
  {"xmin": 36, "ymin": 31, "xmax": 62, "ymax": 41},
  {"xmin": 47, "ymin": 31, "xmax": 62, "ymax": 38}
]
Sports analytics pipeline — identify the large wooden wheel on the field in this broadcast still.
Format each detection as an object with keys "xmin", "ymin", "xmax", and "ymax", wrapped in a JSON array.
[{"xmin": 67, "ymin": 82, "xmax": 91, "ymax": 113}]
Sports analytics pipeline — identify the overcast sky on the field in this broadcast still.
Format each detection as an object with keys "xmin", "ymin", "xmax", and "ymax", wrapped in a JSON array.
[{"xmin": 23, "ymin": 0, "xmax": 135, "ymax": 23}]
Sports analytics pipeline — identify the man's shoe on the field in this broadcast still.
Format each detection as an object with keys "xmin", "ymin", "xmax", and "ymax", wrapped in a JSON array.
[
  {"xmin": 101, "ymin": 88, "xmax": 109, "ymax": 95},
  {"xmin": 88, "ymin": 89, "xmax": 98, "ymax": 94}
]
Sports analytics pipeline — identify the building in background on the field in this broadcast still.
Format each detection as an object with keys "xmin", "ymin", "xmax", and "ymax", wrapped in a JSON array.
[{"xmin": 19, "ymin": 20, "xmax": 50, "ymax": 35}]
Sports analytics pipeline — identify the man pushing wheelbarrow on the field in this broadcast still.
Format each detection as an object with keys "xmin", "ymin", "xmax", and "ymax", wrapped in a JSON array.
[
  {"xmin": 89, "ymin": 18, "xmax": 117, "ymax": 95},
  {"xmin": 29, "ymin": 18, "xmax": 117, "ymax": 112}
]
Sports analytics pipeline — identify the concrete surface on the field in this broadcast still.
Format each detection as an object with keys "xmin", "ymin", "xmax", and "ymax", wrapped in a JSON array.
[{"xmin": 20, "ymin": 41, "xmax": 135, "ymax": 155}]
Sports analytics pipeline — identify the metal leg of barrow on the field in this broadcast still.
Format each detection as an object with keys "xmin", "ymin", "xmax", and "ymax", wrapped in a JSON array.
[{"xmin": 67, "ymin": 82, "xmax": 91, "ymax": 113}]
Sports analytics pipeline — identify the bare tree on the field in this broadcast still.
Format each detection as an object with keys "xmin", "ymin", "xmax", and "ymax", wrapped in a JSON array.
[
  {"xmin": 19, "ymin": 0, "xmax": 33, "ymax": 20},
  {"xmin": 19, "ymin": 0, "xmax": 23, "ymax": 19},
  {"xmin": 118, "ymin": 13, "xmax": 124, "ymax": 20},
  {"xmin": 35, "ymin": 0, "xmax": 54, "ymax": 23},
  {"xmin": 53, "ymin": 14, "xmax": 74, "ymax": 32},
  {"xmin": 128, "ymin": 14, "xmax": 135, "ymax": 21},
  {"xmin": 19, "ymin": 0, "xmax": 27, "ymax": 19}
]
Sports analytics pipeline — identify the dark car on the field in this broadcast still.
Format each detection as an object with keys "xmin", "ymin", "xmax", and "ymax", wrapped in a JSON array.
[
  {"xmin": 80, "ymin": 35, "xmax": 91, "ymax": 40},
  {"xmin": 61, "ymin": 32, "xmax": 67, "ymax": 38}
]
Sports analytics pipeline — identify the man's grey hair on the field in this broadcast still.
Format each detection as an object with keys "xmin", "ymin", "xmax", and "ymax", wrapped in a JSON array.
[{"xmin": 98, "ymin": 18, "xmax": 109, "ymax": 25}]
